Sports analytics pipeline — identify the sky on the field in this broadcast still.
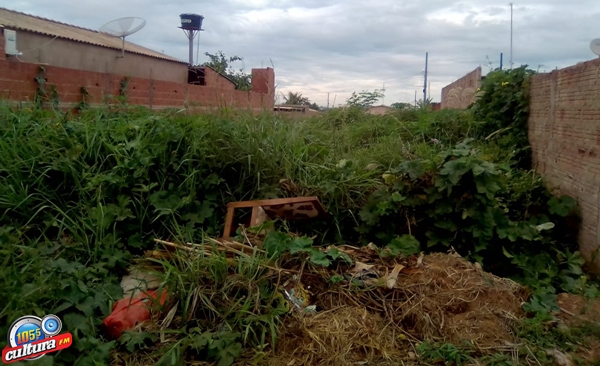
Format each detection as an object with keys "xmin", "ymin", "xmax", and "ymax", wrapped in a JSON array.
[{"xmin": 4, "ymin": 0, "xmax": 600, "ymax": 106}]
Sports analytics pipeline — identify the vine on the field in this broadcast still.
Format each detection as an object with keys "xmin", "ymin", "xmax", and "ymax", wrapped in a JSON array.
[
  {"xmin": 470, "ymin": 65, "xmax": 536, "ymax": 169},
  {"xmin": 119, "ymin": 76, "xmax": 130, "ymax": 104},
  {"xmin": 33, "ymin": 65, "xmax": 61, "ymax": 111},
  {"xmin": 76, "ymin": 86, "xmax": 90, "ymax": 111},
  {"xmin": 33, "ymin": 66, "xmax": 47, "ymax": 109}
]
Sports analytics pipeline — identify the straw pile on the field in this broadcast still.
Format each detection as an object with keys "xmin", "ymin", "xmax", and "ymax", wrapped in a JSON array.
[{"xmin": 145, "ymin": 233, "xmax": 529, "ymax": 365}]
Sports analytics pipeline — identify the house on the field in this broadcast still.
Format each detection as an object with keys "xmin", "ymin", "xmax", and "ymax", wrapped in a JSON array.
[
  {"xmin": 366, "ymin": 105, "xmax": 393, "ymax": 115},
  {"xmin": 0, "ymin": 7, "xmax": 276, "ymax": 112},
  {"xmin": 0, "ymin": 7, "xmax": 191, "ymax": 84}
]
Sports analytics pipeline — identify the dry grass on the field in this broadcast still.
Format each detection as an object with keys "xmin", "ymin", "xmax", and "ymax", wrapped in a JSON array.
[
  {"xmin": 124, "ymin": 234, "xmax": 530, "ymax": 365},
  {"xmin": 268, "ymin": 307, "xmax": 412, "ymax": 366}
]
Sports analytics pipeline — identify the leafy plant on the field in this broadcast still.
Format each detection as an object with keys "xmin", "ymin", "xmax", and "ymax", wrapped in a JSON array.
[
  {"xmin": 262, "ymin": 231, "xmax": 352, "ymax": 267},
  {"xmin": 418, "ymin": 342, "xmax": 475, "ymax": 365},
  {"xmin": 346, "ymin": 89, "xmax": 385, "ymax": 109},
  {"xmin": 202, "ymin": 51, "xmax": 252, "ymax": 91},
  {"xmin": 470, "ymin": 65, "xmax": 536, "ymax": 169}
]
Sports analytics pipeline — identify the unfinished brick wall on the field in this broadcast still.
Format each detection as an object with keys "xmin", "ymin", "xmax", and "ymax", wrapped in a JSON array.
[
  {"xmin": 0, "ymin": 27, "xmax": 6, "ymax": 61},
  {"xmin": 529, "ymin": 58, "xmax": 600, "ymax": 271},
  {"xmin": 441, "ymin": 67, "xmax": 482, "ymax": 109},
  {"xmin": 0, "ymin": 29, "xmax": 275, "ymax": 112}
]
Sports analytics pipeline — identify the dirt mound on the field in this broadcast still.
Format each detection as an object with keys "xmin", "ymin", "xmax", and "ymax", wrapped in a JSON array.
[
  {"xmin": 146, "ymin": 238, "xmax": 531, "ymax": 365},
  {"xmin": 266, "ymin": 248, "xmax": 528, "ymax": 364},
  {"xmin": 269, "ymin": 307, "xmax": 411, "ymax": 366}
]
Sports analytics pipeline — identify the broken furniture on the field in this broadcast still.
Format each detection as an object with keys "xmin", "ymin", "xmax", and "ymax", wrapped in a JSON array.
[{"xmin": 222, "ymin": 196, "xmax": 327, "ymax": 239}]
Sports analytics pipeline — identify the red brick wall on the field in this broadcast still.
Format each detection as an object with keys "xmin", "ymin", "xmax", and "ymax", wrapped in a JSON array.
[
  {"xmin": 441, "ymin": 67, "xmax": 482, "ymax": 109},
  {"xmin": 0, "ymin": 30, "xmax": 274, "ymax": 112},
  {"xmin": 0, "ymin": 26, "xmax": 6, "ymax": 61},
  {"xmin": 529, "ymin": 58, "xmax": 600, "ymax": 272},
  {"xmin": 251, "ymin": 68, "xmax": 275, "ymax": 95},
  {"xmin": 204, "ymin": 67, "xmax": 236, "ymax": 91}
]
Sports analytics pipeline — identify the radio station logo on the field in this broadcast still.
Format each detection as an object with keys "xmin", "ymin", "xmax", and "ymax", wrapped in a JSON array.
[{"xmin": 2, "ymin": 314, "xmax": 72, "ymax": 364}]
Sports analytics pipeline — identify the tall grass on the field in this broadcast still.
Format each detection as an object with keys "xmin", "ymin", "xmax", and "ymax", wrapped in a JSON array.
[{"xmin": 0, "ymin": 102, "xmax": 512, "ymax": 364}]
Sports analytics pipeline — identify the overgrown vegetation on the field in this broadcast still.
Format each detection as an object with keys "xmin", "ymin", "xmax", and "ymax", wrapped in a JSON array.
[
  {"xmin": 1, "ymin": 65, "xmax": 598, "ymax": 365},
  {"xmin": 201, "ymin": 51, "xmax": 253, "ymax": 91}
]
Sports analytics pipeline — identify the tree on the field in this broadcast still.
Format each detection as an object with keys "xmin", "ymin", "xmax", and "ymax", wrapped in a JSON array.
[
  {"xmin": 416, "ymin": 97, "xmax": 433, "ymax": 109},
  {"xmin": 201, "ymin": 51, "xmax": 252, "ymax": 91},
  {"xmin": 308, "ymin": 102, "xmax": 320, "ymax": 111},
  {"xmin": 390, "ymin": 102, "xmax": 413, "ymax": 110},
  {"xmin": 346, "ymin": 89, "xmax": 385, "ymax": 109},
  {"xmin": 283, "ymin": 91, "xmax": 310, "ymax": 105}
]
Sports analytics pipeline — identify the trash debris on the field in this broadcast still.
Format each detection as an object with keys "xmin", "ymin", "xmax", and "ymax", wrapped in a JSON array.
[
  {"xmin": 133, "ymin": 228, "xmax": 530, "ymax": 365},
  {"xmin": 120, "ymin": 267, "xmax": 161, "ymax": 298},
  {"xmin": 545, "ymin": 349, "xmax": 574, "ymax": 366},
  {"xmin": 103, "ymin": 288, "xmax": 169, "ymax": 339},
  {"xmin": 385, "ymin": 264, "xmax": 404, "ymax": 289},
  {"xmin": 281, "ymin": 278, "xmax": 315, "ymax": 314},
  {"xmin": 344, "ymin": 261, "xmax": 380, "ymax": 287}
]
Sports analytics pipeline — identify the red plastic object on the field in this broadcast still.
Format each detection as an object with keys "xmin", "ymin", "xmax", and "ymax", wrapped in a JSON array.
[{"xmin": 103, "ymin": 289, "xmax": 169, "ymax": 339}]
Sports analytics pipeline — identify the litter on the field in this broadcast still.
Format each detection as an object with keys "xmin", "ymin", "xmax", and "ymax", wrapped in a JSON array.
[{"xmin": 103, "ymin": 288, "xmax": 169, "ymax": 339}]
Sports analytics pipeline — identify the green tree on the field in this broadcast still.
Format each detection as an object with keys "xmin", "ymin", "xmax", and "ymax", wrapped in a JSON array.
[
  {"xmin": 201, "ymin": 51, "xmax": 252, "ymax": 91},
  {"xmin": 346, "ymin": 89, "xmax": 385, "ymax": 109},
  {"xmin": 283, "ymin": 91, "xmax": 310, "ymax": 105},
  {"xmin": 308, "ymin": 102, "xmax": 320, "ymax": 111},
  {"xmin": 390, "ymin": 102, "xmax": 413, "ymax": 110}
]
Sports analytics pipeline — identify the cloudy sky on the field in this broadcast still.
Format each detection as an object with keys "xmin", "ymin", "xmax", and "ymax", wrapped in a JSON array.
[{"xmin": 5, "ymin": 0, "xmax": 600, "ymax": 106}]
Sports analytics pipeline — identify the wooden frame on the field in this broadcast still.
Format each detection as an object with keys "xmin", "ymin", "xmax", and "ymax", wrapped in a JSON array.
[{"xmin": 222, "ymin": 196, "xmax": 327, "ymax": 239}]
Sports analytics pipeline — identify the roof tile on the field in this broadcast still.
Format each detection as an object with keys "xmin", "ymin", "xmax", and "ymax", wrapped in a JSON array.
[{"xmin": 0, "ymin": 7, "xmax": 186, "ymax": 64}]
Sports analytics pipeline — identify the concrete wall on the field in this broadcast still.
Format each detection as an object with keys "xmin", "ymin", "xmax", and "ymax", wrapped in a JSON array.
[
  {"xmin": 441, "ymin": 67, "xmax": 482, "ymax": 109},
  {"xmin": 528, "ymin": 57, "xmax": 600, "ymax": 271},
  {"xmin": 14, "ymin": 31, "xmax": 189, "ymax": 84}
]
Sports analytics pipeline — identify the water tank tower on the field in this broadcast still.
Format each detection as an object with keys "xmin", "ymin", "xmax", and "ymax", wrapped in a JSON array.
[{"xmin": 179, "ymin": 13, "xmax": 204, "ymax": 65}]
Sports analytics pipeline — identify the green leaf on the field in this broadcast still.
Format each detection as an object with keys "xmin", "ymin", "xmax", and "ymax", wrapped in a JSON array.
[
  {"xmin": 547, "ymin": 196, "xmax": 577, "ymax": 217},
  {"xmin": 535, "ymin": 222, "xmax": 555, "ymax": 231},
  {"xmin": 328, "ymin": 275, "xmax": 345, "ymax": 283},
  {"xmin": 309, "ymin": 250, "xmax": 331, "ymax": 267},
  {"xmin": 439, "ymin": 159, "xmax": 471, "ymax": 185},
  {"xmin": 75, "ymin": 296, "xmax": 96, "ymax": 317},
  {"xmin": 396, "ymin": 160, "xmax": 426, "ymax": 180},
  {"xmin": 262, "ymin": 231, "xmax": 291, "ymax": 257},
  {"xmin": 391, "ymin": 192, "xmax": 406, "ymax": 202},
  {"xmin": 216, "ymin": 342, "xmax": 242, "ymax": 366},
  {"xmin": 502, "ymin": 247, "xmax": 513, "ymax": 258},
  {"xmin": 289, "ymin": 237, "xmax": 313, "ymax": 254},
  {"xmin": 120, "ymin": 331, "xmax": 156, "ymax": 352},
  {"xmin": 387, "ymin": 235, "xmax": 421, "ymax": 256}
]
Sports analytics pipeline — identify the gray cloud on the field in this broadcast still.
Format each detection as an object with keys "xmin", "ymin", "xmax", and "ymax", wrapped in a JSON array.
[{"xmin": 4, "ymin": 0, "xmax": 600, "ymax": 106}]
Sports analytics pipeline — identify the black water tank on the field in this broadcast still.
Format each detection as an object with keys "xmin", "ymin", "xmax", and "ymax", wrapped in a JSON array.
[{"xmin": 179, "ymin": 13, "xmax": 204, "ymax": 30}]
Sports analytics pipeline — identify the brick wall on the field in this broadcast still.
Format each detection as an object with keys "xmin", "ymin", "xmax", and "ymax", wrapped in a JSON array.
[
  {"xmin": 0, "ymin": 27, "xmax": 6, "ymax": 61},
  {"xmin": 0, "ymin": 30, "xmax": 275, "ymax": 112},
  {"xmin": 204, "ymin": 67, "xmax": 236, "ymax": 91},
  {"xmin": 529, "ymin": 58, "xmax": 600, "ymax": 271},
  {"xmin": 441, "ymin": 67, "xmax": 482, "ymax": 109}
]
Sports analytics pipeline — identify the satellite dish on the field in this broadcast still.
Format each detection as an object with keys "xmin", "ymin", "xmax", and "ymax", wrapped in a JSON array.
[
  {"xmin": 99, "ymin": 17, "xmax": 146, "ymax": 58},
  {"xmin": 590, "ymin": 38, "xmax": 600, "ymax": 57}
]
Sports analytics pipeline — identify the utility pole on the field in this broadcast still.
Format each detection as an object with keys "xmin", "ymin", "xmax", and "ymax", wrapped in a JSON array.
[
  {"xmin": 500, "ymin": 53, "xmax": 503, "ymax": 70},
  {"xmin": 423, "ymin": 52, "xmax": 429, "ymax": 102},
  {"xmin": 327, "ymin": 93, "xmax": 330, "ymax": 109},
  {"xmin": 510, "ymin": 3, "xmax": 513, "ymax": 69}
]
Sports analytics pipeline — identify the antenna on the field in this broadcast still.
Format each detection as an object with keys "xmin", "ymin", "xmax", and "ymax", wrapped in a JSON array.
[
  {"xmin": 99, "ymin": 17, "xmax": 146, "ymax": 58},
  {"xmin": 590, "ymin": 39, "xmax": 600, "ymax": 58},
  {"xmin": 179, "ymin": 14, "xmax": 204, "ymax": 66}
]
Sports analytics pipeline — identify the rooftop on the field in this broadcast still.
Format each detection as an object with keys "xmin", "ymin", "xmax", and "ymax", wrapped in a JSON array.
[{"xmin": 0, "ymin": 7, "xmax": 186, "ymax": 64}]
